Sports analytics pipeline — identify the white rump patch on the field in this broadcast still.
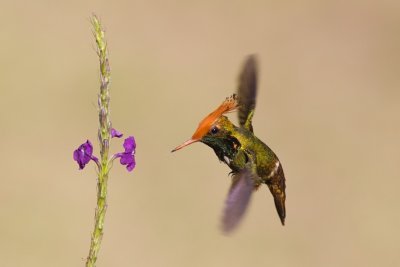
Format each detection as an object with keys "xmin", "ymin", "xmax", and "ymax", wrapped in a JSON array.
[{"xmin": 267, "ymin": 161, "xmax": 280, "ymax": 179}]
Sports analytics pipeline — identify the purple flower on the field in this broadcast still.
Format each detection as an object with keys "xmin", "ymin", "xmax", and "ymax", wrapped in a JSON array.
[
  {"xmin": 111, "ymin": 128, "xmax": 123, "ymax": 138},
  {"xmin": 73, "ymin": 140, "xmax": 99, "ymax": 169},
  {"xmin": 115, "ymin": 136, "xmax": 136, "ymax": 172}
]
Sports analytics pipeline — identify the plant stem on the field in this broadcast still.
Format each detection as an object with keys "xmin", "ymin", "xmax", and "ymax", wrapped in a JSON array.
[
  {"xmin": 86, "ymin": 169, "xmax": 109, "ymax": 267},
  {"xmin": 86, "ymin": 15, "xmax": 112, "ymax": 267}
]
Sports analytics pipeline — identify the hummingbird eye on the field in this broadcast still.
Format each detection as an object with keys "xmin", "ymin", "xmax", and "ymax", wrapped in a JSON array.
[{"xmin": 210, "ymin": 126, "xmax": 219, "ymax": 135}]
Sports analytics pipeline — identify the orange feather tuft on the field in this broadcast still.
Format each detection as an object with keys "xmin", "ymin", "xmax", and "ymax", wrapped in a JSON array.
[{"xmin": 192, "ymin": 94, "xmax": 238, "ymax": 140}]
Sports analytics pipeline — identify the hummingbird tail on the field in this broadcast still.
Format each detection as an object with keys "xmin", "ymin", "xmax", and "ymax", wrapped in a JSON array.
[
  {"xmin": 273, "ymin": 193, "xmax": 286, "ymax": 225},
  {"xmin": 266, "ymin": 162, "xmax": 286, "ymax": 225}
]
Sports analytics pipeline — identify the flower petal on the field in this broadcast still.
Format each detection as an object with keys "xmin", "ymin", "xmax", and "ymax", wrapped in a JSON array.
[
  {"xmin": 73, "ymin": 140, "xmax": 95, "ymax": 170},
  {"xmin": 120, "ymin": 153, "xmax": 133, "ymax": 165},
  {"xmin": 111, "ymin": 128, "xmax": 123, "ymax": 138},
  {"xmin": 73, "ymin": 149, "xmax": 80, "ymax": 161},
  {"xmin": 126, "ymin": 159, "xmax": 136, "ymax": 172},
  {"xmin": 84, "ymin": 140, "xmax": 93, "ymax": 156},
  {"xmin": 123, "ymin": 136, "xmax": 136, "ymax": 153}
]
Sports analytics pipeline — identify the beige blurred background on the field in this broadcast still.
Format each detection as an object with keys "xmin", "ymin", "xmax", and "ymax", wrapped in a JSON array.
[{"xmin": 0, "ymin": 1, "xmax": 399, "ymax": 266}]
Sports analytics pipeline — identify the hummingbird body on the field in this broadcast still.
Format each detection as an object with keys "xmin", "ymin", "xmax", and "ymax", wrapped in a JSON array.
[
  {"xmin": 172, "ymin": 55, "xmax": 286, "ymax": 233},
  {"xmin": 201, "ymin": 114, "xmax": 286, "ymax": 225}
]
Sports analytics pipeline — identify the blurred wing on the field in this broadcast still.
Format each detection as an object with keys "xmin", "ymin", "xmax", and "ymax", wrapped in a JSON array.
[
  {"xmin": 222, "ymin": 168, "xmax": 254, "ymax": 233},
  {"xmin": 237, "ymin": 55, "xmax": 258, "ymax": 132}
]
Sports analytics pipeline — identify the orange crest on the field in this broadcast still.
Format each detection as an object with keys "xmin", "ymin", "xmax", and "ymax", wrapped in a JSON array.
[
  {"xmin": 171, "ymin": 94, "xmax": 238, "ymax": 152},
  {"xmin": 191, "ymin": 94, "xmax": 238, "ymax": 140}
]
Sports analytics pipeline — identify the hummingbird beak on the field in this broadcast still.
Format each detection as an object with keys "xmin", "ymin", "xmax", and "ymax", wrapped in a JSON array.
[{"xmin": 171, "ymin": 139, "xmax": 198, "ymax": 152}]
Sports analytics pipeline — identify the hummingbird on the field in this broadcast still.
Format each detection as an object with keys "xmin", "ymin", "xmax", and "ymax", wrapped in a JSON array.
[{"xmin": 172, "ymin": 55, "xmax": 286, "ymax": 233}]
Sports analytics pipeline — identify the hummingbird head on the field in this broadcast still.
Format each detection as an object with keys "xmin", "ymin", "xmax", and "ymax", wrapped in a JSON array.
[{"xmin": 172, "ymin": 95, "xmax": 239, "ymax": 153}]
